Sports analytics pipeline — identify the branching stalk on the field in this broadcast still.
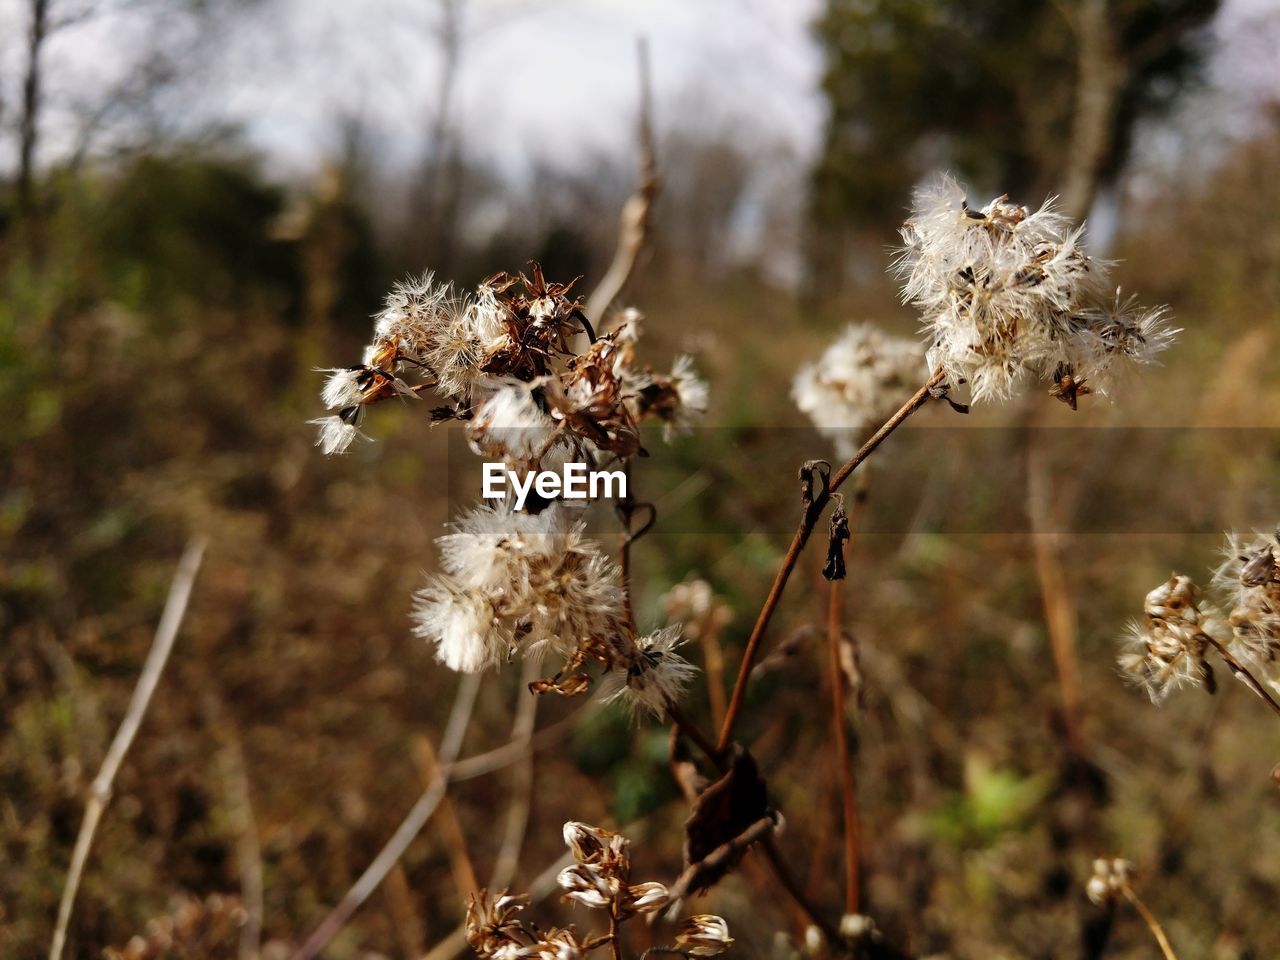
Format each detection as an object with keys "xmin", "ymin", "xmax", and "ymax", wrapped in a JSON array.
[
  {"xmin": 1121, "ymin": 883, "xmax": 1179, "ymax": 960},
  {"xmin": 49, "ymin": 537, "xmax": 207, "ymax": 960},
  {"xmin": 718, "ymin": 369, "xmax": 944, "ymax": 752}
]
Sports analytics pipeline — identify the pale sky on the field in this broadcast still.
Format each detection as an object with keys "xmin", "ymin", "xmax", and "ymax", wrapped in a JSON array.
[
  {"xmin": 0, "ymin": 0, "xmax": 1276, "ymax": 222},
  {"xmin": 3, "ymin": 0, "xmax": 1269, "ymax": 176}
]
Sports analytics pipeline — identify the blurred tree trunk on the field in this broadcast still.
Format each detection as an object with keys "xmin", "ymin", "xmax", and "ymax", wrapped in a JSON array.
[
  {"xmin": 17, "ymin": 0, "xmax": 51, "ymax": 220},
  {"xmin": 410, "ymin": 0, "xmax": 465, "ymax": 275},
  {"xmin": 1061, "ymin": 0, "xmax": 1126, "ymax": 220}
]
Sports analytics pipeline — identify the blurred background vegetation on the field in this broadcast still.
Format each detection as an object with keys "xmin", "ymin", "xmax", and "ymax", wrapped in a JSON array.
[{"xmin": 2, "ymin": 0, "xmax": 1280, "ymax": 958}]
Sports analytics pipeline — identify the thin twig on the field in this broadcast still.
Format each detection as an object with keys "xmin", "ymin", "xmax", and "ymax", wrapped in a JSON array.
[
  {"xmin": 619, "ymin": 461, "xmax": 637, "ymax": 632},
  {"xmin": 761, "ymin": 838, "xmax": 841, "ymax": 943},
  {"xmin": 664, "ymin": 698, "xmax": 720, "ymax": 769},
  {"xmin": 585, "ymin": 36, "xmax": 659, "ymax": 326},
  {"xmin": 667, "ymin": 815, "xmax": 776, "ymax": 901},
  {"xmin": 451, "ymin": 699, "xmax": 600, "ymax": 782},
  {"xmin": 1121, "ymin": 884, "xmax": 1179, "ymax": 960},
  {"xmin": 1205, "ymin": 635, "xmax": 1280, "ymax": 720},
  {"xmin": 827, "ymin": 578, "xmax": 860, "ymax": 916},
  {"xmin": 488, "ymin": 659, "xmax": 542, "ymax": 892},
  {"xmin": 1027, "ymin": 441, "xmax": 1086, "ymax": 756},
  {"xmin": 49, "ymin": 537, "xmax": 208, "ymax": 960},
  {"xmin": 423, "ymin": 819, "xmax": 654, "ymax": 960},
  {"xmin": 292, "ymin": 672, "xmax": 482, "ymax": 960},
  {"xmin": 699, "ymin": 626, "xmax": 728, "ymax": 730},
  {"xmin": 417, "ymin": 733, "xmax": 481, "ymax": 900},
  {"xmin": 608, "ymin": 902, "xmax": 623, "ymax": 960},
  {"xmin": 718, "ymin": 370, "xmax": 944, "ymax": 752},
  {"xmin": 208, "ymin": 701, "xmax": 264, "ymax": 960},
  {"xmin": 385, "ymin": 864, "xmax": 426, "ymax": 959}
]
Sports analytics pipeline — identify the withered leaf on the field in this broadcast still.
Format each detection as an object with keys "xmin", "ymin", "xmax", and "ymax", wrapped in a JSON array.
[{"xmin": 680, "ymin": 745, "xmax": 775, "ymax": 895}]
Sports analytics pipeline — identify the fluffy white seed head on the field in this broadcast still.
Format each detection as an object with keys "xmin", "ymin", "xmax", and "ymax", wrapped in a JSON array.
[
  {"xmin": 1118, "ymin": 575, "xmax": 1215, "ymax": 702},
  {"xmin": 896, "ymin": 174, "xmax": 1174, "ymax": 405},
  {"xmin": 792, "ymin": 323, "xmax": 924, "ymax": 458},
  {"xmin": 373, "ymin": 272, "xmax": 460, "ymax": 359},
  {"xmin": 467, "ymin": 378, "xmax": 560, "ymax": 466},
  {"xmin": 308, "ymin": 415, "xmax": 366, "ymax": 456},
  {"xmin": 600, "ymin": 625, "xmax": 699, "ymax": 717},
  {"xmin": 413, "ymin": 503, "xmax": 627, "ymax": 671}
]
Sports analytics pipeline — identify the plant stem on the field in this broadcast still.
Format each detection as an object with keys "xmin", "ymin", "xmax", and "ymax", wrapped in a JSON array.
[
  {"xmin": 608, "ymin": 901, "xmax": 623, "ymax": 960},
  {"xmin": 293, "ymin": 672, "xmax": 481, "ymax": 960},
  {"xmin": 717, "ymin": 369, "xmax": 944, "ymax": 752},
  {"xmin": 1121, "ymin": 884, "xmax": 1179, "ymax": 960},
  {"xmin": 1027, "ymin": 442, "xmax": 1087, "ymax": 757},
  {"xmin": 1205, "ymin": 635, "xmax": 1280, "ymax": 720},
  {"xmin": 827, "ymin": 578, "xmax": 860, "ymax": 916},
  {"xmin": 664, "ymin": 697, "xmax": 722, "ymax": 769},
  {"xmin": 50, "ymin": 537, "xmax": 207, "ymax": 960},
  {"xmin": 761, "ymin": 838, "xmax": 842, "ymax": 943}
]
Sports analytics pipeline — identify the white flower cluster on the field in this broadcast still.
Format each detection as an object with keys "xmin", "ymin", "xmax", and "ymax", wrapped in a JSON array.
[
  {"xmin": 411, "ymin": 502, "xmax": 627, "ymax": 673},
  {"xmin": 895, "ymin": 175, "xmax": 1175, "ymax": 405},
  {"xmin": 792, "ymin": 323, "xmax": 924, "ymax": 458},
  {"xmin": 411, "ymin": 501, "xmax": 698, "ymax": 715},
  {"xmin": 311, "ymin": 269, "xmax": 707, "ymax": 460},
  {"xmin": 1120, "ymin": 530, "xmax": 1280, "ymax": 703}
]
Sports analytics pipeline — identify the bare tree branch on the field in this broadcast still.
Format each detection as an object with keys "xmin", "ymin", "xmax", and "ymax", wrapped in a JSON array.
[
  {"xmin": 585, "ymin": 36, "xmax": 660, "ymax": 327},
  {"xmin": 291, "ymin": 671, "xmax": 482, "ymax": 960},
  {"xmin": 488, "ymin": 659, "xmax": 541, "ymax": 892},
  {"xmin": 18, "ymin": 0, "xmax": 52, "ymax": 218},
  {"xmin": 49, "ymin": 536, "xmax": 208, "ymax": 960}
]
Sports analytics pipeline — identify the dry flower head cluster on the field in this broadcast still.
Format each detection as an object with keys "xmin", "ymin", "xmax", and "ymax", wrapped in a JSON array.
[
  {"xmin": 1121, "ymin": 530, "xmax": 1280, "ymax": 702},
  {"xmin": 895, "ymin": 175, "xmax": 1175, "ymax": 406},
  {"xmin": 312, "ymin": 267, "xmax": 708, "ymax": 715},
  {"xmin": 465, "ymin": 822, "xmax": 731, "ymax": 960},
  {"xmin": 791, "ymin": 323, "xmax": 922, "ymax": 458},
  {"xmin": 311, "ymin": 269, "xmax": 706, "ymax": 461}
]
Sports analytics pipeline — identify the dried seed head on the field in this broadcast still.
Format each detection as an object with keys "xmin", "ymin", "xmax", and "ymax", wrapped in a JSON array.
[
  {"xmin": 1086, "ymin": 858, "xmax": 1134, "ymax": 906},
  {"xmin": 674, "ymin": 915, "xmax": 734, "ymax": 956},
  {"xmin": 467, "ymin": 378, "xmax": 561, "ymax": 468},
  {"xmin": 662, "ymin": 579, "xmax": 732, "ymax": 642},
  {"xmin": 307, "ymin": 414, "xmax": 367, "ymax": 456},
  {"xmin": 1213, "ymin": 531, "xmax": 1280, "ymax": 681},
  {"xmin": 623, "ymin": 881, "xmax": 670, "ymax": 915},
  {"xmin": 527, "ymin": 929, "xmax": 584, "ymax": 960},
  {"xmin": 556, "ymin": 863, "xmax": 619, "ymax": 910},
  {"xmin": 1118, "ymin": 574, "xmax": 1217, "ymax": 702},
  {"xmin": 895, "ymin": 174, "xmax": 1175, "ymax": 405},
  {"xmin": 466, "ymin": 889, "xmax": 530, "ymax": 958},
  {"xmin": 412, "ymin": 503, "xmax": 628, "ymax": 675},
  {"xmin": 313, "ymin": 267, "xmax": 709, "ymax": 458},
  {"xmin": 600, "ymin": 625, "xmax": 699, "ymax": 718},
  {"xmin": 792, "ymin": 323, "xmax": 923, "ymax": 458},
  {"xmin": 562, "ymin": 821, "xmax": 630, "ymax": 874}
]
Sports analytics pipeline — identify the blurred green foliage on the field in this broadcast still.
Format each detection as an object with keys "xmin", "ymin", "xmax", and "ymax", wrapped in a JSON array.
[{"xmin": 810, "ymin": 0, "xmax": 1220, "ymax": 243}]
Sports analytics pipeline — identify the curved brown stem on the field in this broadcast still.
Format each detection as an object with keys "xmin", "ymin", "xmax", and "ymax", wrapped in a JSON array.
[
  {"xmin": 827, "ymin": 578, "xmax": 860, "ymax": 916},
  {"xmin": 1205, "ymin": 635, "xmax": 1280, "ymax": 720},
  {"xmin": 1121, "ymin": 884, "xmax": 1179, "ymax": 960},
  {"xmin": 717, "ymin": 370, "xmax": 944, "ymax": 752}
]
